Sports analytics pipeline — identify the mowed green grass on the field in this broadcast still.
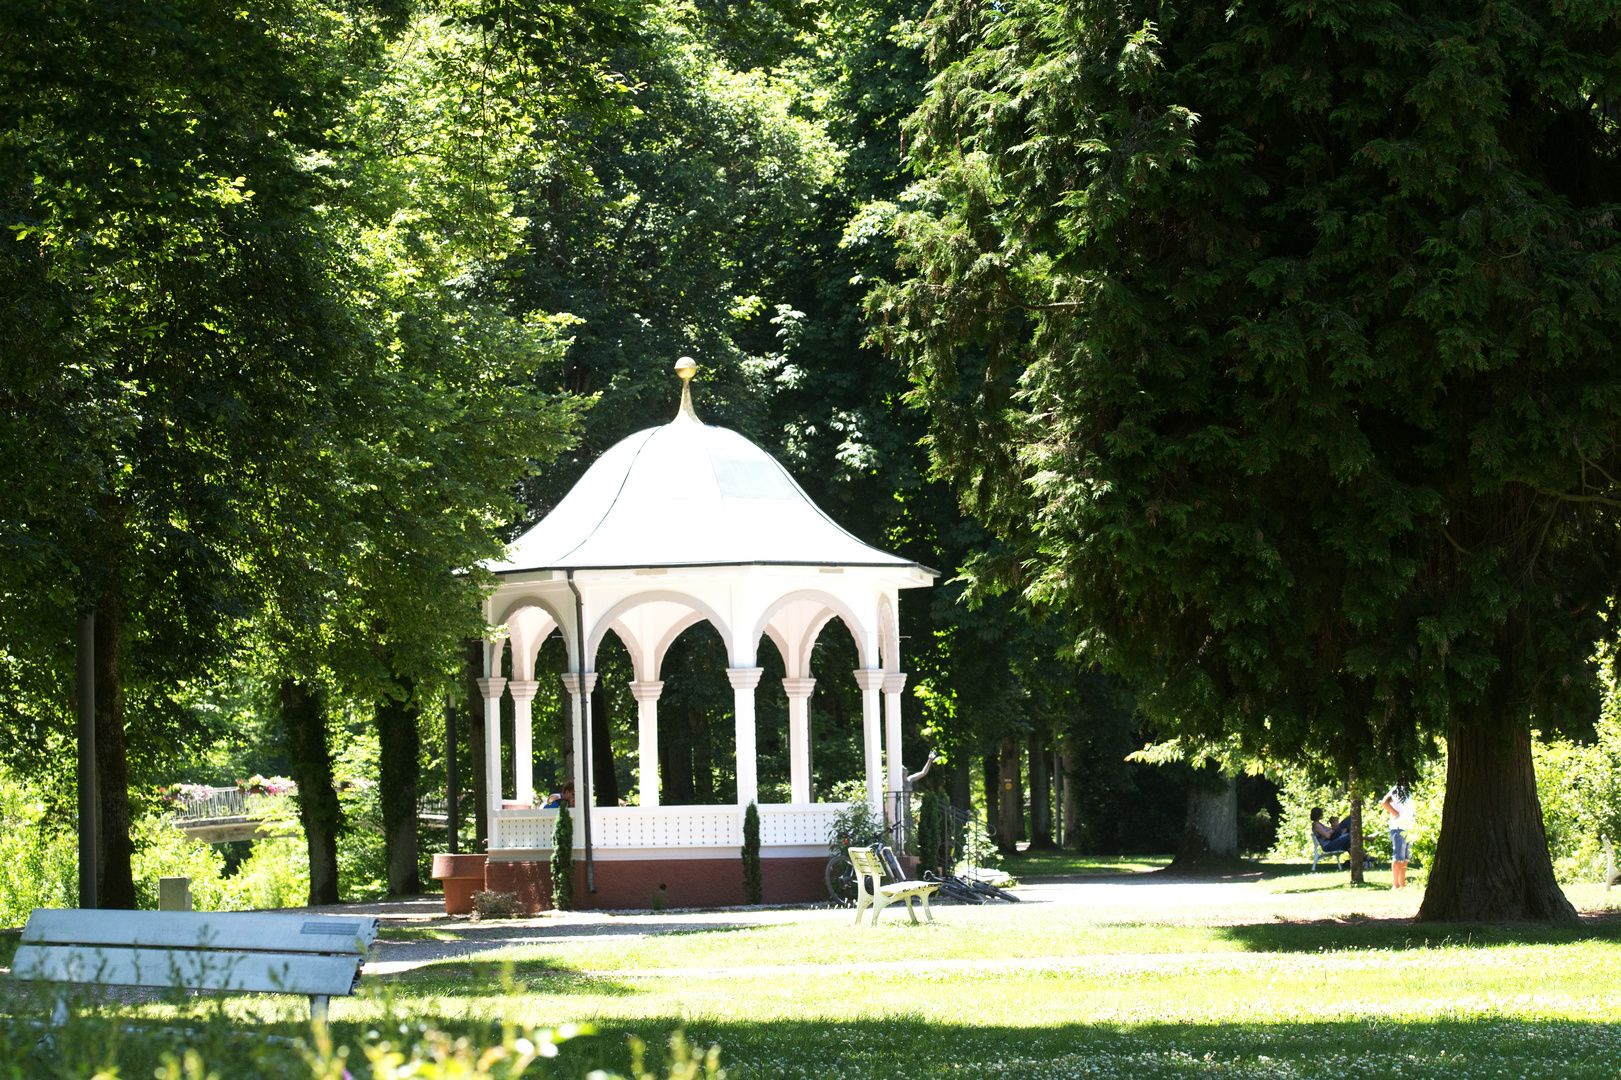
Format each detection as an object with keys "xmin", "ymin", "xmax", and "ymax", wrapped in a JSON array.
[{"xmin": 73, "ymin": 875, "xmax": 1621, "ymax": 1078}]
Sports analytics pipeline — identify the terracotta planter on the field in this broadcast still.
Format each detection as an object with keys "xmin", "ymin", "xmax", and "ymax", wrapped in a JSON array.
[{"xmin": 430, "ymin": 853, "xmax": 489, "ymax": 915}]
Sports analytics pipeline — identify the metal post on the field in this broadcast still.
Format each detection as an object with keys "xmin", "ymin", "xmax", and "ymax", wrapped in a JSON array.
[
  {"xmin": 76, "ymin": 612, "xmax": 97, "ymax": 910},
  {"xmin": 445, "ymin": 694, "xmax": 459, "ymax": 855}
]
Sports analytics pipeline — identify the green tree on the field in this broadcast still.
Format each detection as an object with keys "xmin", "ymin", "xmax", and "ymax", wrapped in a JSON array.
[
  {"xmin": 875, "ymin": 0, "xmax": 1621, "ymax": 920},
  {"xmin": 741, "ymin": 800, "xmax": 762, "ymax": 903},
  {"xmin": 0, "ymin": 0, "xmax": 391, "ymax": 905},
  {"xmin": 252, "ymin": 2, "xmax": 594, "ymax": 898},
  {"xmin": 551, "ymin": 800, "xmax": 574, "ymax": 909}
]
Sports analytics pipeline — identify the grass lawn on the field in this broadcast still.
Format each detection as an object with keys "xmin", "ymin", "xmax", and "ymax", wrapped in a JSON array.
[{"xmin": 14, "ymin": 872, "xmax": 1621, "ymax": 1078}]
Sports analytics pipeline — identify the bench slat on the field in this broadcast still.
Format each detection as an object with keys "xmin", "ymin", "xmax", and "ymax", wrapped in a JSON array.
[
  {"xmin": 22, "ymin": 910, "xmax": 377, "ymax": 955},
  {"xmin": 13, "ymin": 944, "xmax": 363, "ymax": 997}
]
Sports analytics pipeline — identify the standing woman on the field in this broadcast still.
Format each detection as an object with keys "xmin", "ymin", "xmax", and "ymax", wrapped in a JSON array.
[{"xmin": 1381, "ymin": 784, "xmax": 1416, "ymax": 889}]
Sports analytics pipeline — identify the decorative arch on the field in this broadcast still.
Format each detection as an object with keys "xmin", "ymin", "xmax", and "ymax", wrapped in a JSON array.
[
  {"xmin": 877, "ymin": 594, "xmax": 900, "ymax": 673},
  {"xmin": 760, "ymin": 623, "xmax": 791, "ymax": 670},
  {"xmin": 586, "ymin": 590, "xmax": 735, "ymax": 672},
  {"xmin": 653, "ymin": 610, "xmax": 708, "ymax": 680},
  {"xmin": 495, "ymin": 594, "xmax": 572, "ymax": 634},
  {"xmin": 495, "ymin": 596, "xmax": 575, "ymax": 680},
  {"xmin": 752, "ymin": 588, "xmax": 874, "ymax": 675}
]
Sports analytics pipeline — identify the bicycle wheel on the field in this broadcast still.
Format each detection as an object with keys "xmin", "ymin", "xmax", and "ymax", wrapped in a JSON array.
[{"xmin": 825, "ymin": 854, "xmax": 857, "ymax": 905}]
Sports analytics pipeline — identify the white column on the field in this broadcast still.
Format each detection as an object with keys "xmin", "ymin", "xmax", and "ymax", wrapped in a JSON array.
[
  {"xmin": 630, "ymin": 680, "xmax": 664, "ymax": 807},
  {"xmin": 561, "ymin": 672, "xmax": 596, "ymax": 806},
  {"xmin": 782, "ymin": 678, "xmax": 816, "ymax": 804},
  {"xmin": 476, "ymin": 676, "xmax": 507, "ymax": 824},
  {"xmin": 507, "ymin": 680, "xmax": 539, "ymax": 807},
  {"xmin": 728, "ymin": 667, "xmax": 765, "ymax": 806},
  {"xmin": 853, "ymin": 669, "xmax": 885, "ymax": 815},
  {"xmin": 883, "ymin": 672, "xmax": 908, "ymax": 796}
]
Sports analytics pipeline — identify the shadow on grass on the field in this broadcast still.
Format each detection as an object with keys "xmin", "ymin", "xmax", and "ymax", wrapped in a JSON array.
[
  {"xmin": 367, "ymin": 956, "xmax": 639, "ymax": 999},
  {"xmin": 15, "ymin": 981, "xmax": 1621, "ymax": 1079},
  {"xmin": 317, "ymin": 1013, "xmax": 1621, "ymax": 1078},
  {"xmin": 1215, "ymin": 913, "xmax": 1621, "ymax": 953}
]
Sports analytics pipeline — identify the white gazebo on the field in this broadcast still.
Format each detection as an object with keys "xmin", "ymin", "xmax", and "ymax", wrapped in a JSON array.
[{"xmin": 475, "ymin": 362, "xmax": 935, "ymax": 909}]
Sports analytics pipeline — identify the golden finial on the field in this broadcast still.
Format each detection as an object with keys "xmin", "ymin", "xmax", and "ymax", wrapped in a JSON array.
[{"xmin": 674, "ymin": 357, "xmax": 699, "ymax": 421}]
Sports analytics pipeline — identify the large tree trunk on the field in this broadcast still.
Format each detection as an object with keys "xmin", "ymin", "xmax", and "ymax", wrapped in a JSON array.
[
  {"xmin": 1060, "ymin": 738, "xmax": 1080, "ymax": 849},
  {"xmin": 93, "ymin": 588, "xmax": 135, "ymax": 909},
  {"xmin": 661, "ymin": 718, "xmax": 694, "ymax": 804},
  {"xmin": 1027, "ymin": 730, "xmax": 1053, "ymax": 849},
  {"xmin": 995, "ymin": 737, "xmax": 1020, "ymax": 853},
  {"xmin": 1172, "ymin": 769, "xmax": 1237, "ymax": 868},
  {"xmin": 591, "ymin": 683, "xmax": 618, "ymax": 807},
  {"xmin": 981, "ymin": 752, "xmax": 997, "ymax": 836},
  {"xmin": 1417, "ymin": 720, "xmax": 1576, "ymax": 923},
  {"xmin": 282, "ymin": 678, "xmax": 342, "ymax": 905},
  {"xmin": 950, "ymin": 756, "xmax": 971, "ymax": 813},
  {"xmin": 464, "ymin": 639, "xmax": 486, "ymax": 852},
  {"xmin": 377, "ymin": 679, "xmax": 421, "ymax": 896},
  {"xmin": 691, "ymin": 707, "xmax": 712, "ymax": 802},
  {"xmin": 1348, "ymin": 771, "xmax": 1365, "ymax": 885}
]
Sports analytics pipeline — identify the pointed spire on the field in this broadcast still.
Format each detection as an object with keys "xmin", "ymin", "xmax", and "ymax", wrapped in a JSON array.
[{"xmin": 674, "ymin": 357, "xmax": 699, "ymax": 422}]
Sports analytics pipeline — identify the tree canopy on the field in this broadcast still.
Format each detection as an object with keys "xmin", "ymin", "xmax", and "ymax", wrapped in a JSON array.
[{"xmin": 874, "ymin": 0, "xmax": 1621, "ymax": 919}]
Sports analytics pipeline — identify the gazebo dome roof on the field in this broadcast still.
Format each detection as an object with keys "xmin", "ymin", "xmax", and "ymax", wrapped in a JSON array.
[{"xmin": 488, "ymin": 411, "xmax": 922, "ymax": 575}]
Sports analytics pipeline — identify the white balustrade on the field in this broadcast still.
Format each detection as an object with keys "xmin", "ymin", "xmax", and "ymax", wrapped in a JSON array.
[{"xmin": 488, "ymin": 803, "xmax": 847, "ymax": 852}]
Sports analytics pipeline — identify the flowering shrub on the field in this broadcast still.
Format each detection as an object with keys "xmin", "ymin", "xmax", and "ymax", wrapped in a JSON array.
[
  {"xmin": 239, "ymin": 774, "xmax": 298, "ymax": 796},
  {"xmin": 159, "ymin": 783, "xmax": 221, "ymax": 805}
]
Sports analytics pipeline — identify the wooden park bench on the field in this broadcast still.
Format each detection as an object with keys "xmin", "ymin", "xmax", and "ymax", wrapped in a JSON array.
[
  {"xmin": 12, "ymin": 908, "xmax": 379, "ymax": 1022},
  {"xmin": 848, "ymin": 846, "xmax": 938, "ymax": 925}
]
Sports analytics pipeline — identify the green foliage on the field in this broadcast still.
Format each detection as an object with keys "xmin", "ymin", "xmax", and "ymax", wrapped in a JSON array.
[
  {"xmin": 1532, "ymin": 663, "xmax": 1621, "ymax": 883},
  {"xmin": 741, "ymin": 802, "xmax": 763, "ymax": 904},
  {"xmin": 232, "ymin": 835, "xmax": 312, "ymax": 910},
  {"xmin": 552, "ymin": 802, "xmax": 575, "ymax": 910},
  {"xmin": 824, "ymin": 791, "xmax": 883, "ymax": 854},
  {"xmin": 916, "ymin": 790, "xmax": 941, "ymax": 870},
  {"xmin": 875, "ymin": 0, "xmax": 1621, "ymax": 773},
  {"xmin": 336, "ymin": 812, "xmax": 389, "ymax": 902},
  {"xmin": 0, "ymin": 975, "xmax": 716, "ymax": 1080},
  {"xmin": 0, "ymin": 766, "xmax": 76, "ymax": 926},
  {"xmin": 874, "ymin": 0, "xmax": 1621, "ymax": 916}
]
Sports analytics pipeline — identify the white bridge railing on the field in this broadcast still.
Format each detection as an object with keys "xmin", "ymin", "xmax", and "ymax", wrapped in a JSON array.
[{"xmin": 489, "ymin": 802, "xmax": 847, "ymax": 852}]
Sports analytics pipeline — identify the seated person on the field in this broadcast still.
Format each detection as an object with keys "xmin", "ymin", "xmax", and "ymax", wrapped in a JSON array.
[
  {"xmin": 1310, "ymin": 807, "xmax": 1353, "ymax": 853},
  {"xmin": 541, "ymin": 791, "xmax": 563, "ymax": 809}
]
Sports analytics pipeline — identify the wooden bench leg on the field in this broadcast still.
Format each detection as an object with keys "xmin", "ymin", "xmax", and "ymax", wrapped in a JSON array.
[
  {"xmin": 309, "ymin": 995, "xmax": 329, "ymax": 1024},
  {"xmin": 920, "ymin": 891, "xmax": 934, "ymax": 924},
  {"xmin": 871, "ymin": 893, "xmax": 892, "ymax": 925}
]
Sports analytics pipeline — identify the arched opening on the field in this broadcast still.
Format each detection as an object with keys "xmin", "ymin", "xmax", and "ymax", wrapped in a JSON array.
[
  {"xmin": 588, "ymin": 630, "xmax": 636, "ymax": 808},
  {"xmin": 656, "ymin": 620, "xmax": 734, "ymax": 805},
  {"xmin": 805, "ymin": 615, "xmax": 865, "ymax": 803},
  {"xmin": 754, "ymin": 634, "xmax": 790, "ymax": 801}
]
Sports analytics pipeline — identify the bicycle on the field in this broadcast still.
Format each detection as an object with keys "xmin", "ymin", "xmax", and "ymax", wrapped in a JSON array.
[{"xmin": 824, "ymin": 849, "xmax": 858, "ymax": 906}]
